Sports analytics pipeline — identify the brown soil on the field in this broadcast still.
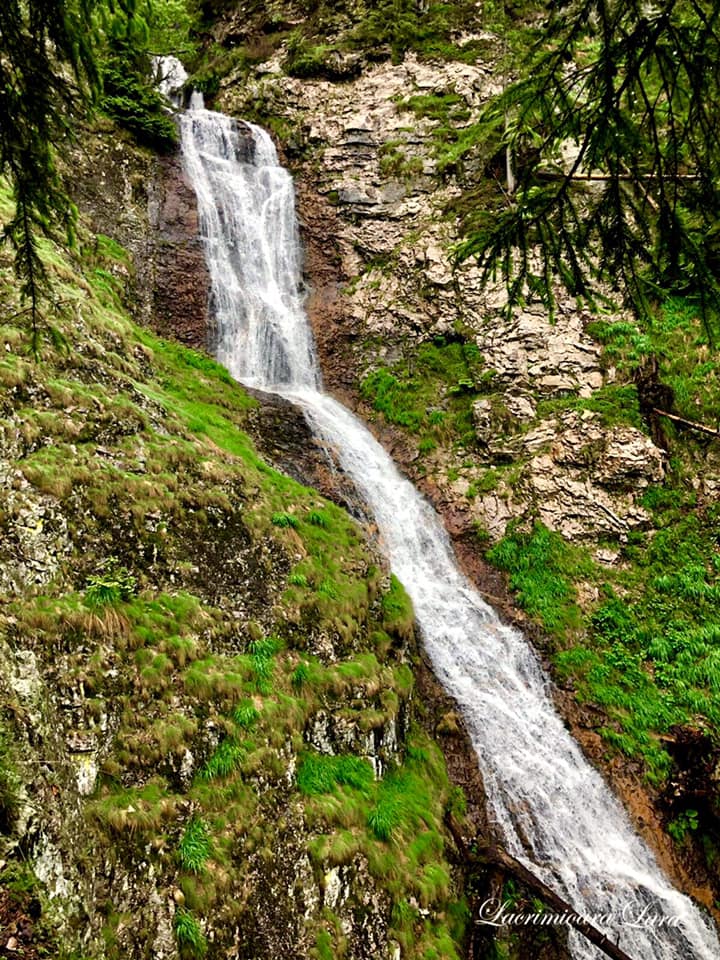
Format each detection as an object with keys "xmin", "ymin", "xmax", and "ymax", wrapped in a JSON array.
[{"xmin": 0, "ymin": 888, "xmax": 40, "ymax": 960}]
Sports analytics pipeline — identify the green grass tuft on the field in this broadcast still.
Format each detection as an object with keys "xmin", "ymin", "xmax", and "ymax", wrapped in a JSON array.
[
  {"xmin": 178, "ymin": 817, "xmax": 213, "ymax": 873},
  {"xmin": 297, "ymin": 753, "xmax": 374, "ymax": 795},
  {"xmin": 174, "ymin": 907, "xmax": 207, "ymax": 957},
  {"xmin": 198, "ymin": 739, "xmax": 244, "ymax": 781}
]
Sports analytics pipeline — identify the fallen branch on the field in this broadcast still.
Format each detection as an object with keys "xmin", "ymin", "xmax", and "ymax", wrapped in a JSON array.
[
  {"xmin": 653, "ymin": 408, "xmax": 720, "ymax": 438},
  {"xmin": 445, "ymin": 813, "xmax": 638, "ymax": 960}
]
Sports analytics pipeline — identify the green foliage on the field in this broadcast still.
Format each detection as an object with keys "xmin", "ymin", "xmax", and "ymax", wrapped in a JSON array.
[
  {"xmin": 360, "ymin": 337, "xmax": 483, "ymax": 447},
  {"xmin": 668, "ymin": 809, "xmax": 700, "ymax": 843},
  {"xmin": 315, "ymin": 929, "xmax": 334, "ymax": 960},
  {"xmin": 291, "ymin": 661, "xmax": 311, "ymax": 690},
  {"xmin": 248, "ymin": 636, "xmax": 280, "ymax": 692},
  {"xmin": 232, "ymin": 701, "xmax": 259, "ymax": 729},
  {"xmin": 456, "ymin": 0, "xmax": 720, "ymax": 333},
  {"xmin": 85, "ymin": 559, "xmax": 137, "ymax": 607},
  {"xmin": 147, "ymin": 0, "xmax": 198, "ymax": 59},
  {"xmin": 174, "ymin": 908, "xmax": 207, "ymax": 957},
  {"xmin": 487, "ymin": 523, "xmax": 591, "ymax": 637},
  {"xmin": 536, "ymin": 384, "xmax": 643, "ymax": 430},
  {"xmin": 367, "ymin": 789, "xmax": 402, "ymax": 841},
  {"xmin": 297, "ymin": 753, "xmax": 374, "ymax": 795},
  {"xmin": 198, "ymin": 739, "xmax": 244, "ymax": 780},
  {"xmin": 179, "ymin": 817, "xmax": 213, "ymax": 873},
  {"xmin": 284, "ymin": 30, "xmax": 335, "ymax": 78},
  {"xmin": 308, "ymin": 509, "xmax": 330, "ymax": 528},
  {"xmin": 361, "ymin": 368, "xmax": 425, "ymax": 431},
  {"xmin": 272, "ymin": 511, "xmax": 299, "ymax": 528},
  {"xmin": 378, "ymin": 140, "xmax": 425, "ymax": 181},
  {"xmin": 587, "ymin": 297, "xmax": 720, "ymax": 427},
  {"xmin": 0, "ymin": 730, "xmax": 20, "ymax": 832},
  {"xmin": 101, "ymin": 37, "xmax": 178, "ymax": 152},
  {"xmin": 351, "ymin": 0, "xmax": 479, "ymax": 64},
  {"xmin": 540, "ymin": 488, "xmax": 720, "ymax": 777},
  {"xmin": 0, "ymin": 0, "xmax": 134, "ymax": 346}
]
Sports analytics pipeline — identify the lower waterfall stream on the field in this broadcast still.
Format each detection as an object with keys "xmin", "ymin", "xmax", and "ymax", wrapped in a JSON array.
[{"xmin": 167, "ymin": 65, "xmax": 720, "ymax": 960}]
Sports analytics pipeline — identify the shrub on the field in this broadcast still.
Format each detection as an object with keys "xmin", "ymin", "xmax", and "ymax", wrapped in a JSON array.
[
  {"xmin": 272, "ymin": 512, "xmax": 299, "ymax": 528},
  {"xmin": 85, "ymin": 560, "xmax": 137, "ymax": 607},
  {"xmin": 101, "ymin": 54, "xmax": 178, "ymax": 153},
  {"xmin": 284, "ymin": 31, "xmax": 332, "ymax": 78}
]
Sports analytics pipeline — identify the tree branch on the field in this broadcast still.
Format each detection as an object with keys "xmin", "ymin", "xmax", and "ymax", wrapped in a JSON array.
[{"xmin": 446, "ymin": 813, "xmax": 639, "ymax": 960}]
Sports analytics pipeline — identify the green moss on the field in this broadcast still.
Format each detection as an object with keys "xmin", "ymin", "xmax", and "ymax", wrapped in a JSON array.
[
  {"xmin": 381, "ymin": 574, "xmax": 415, "ymax": 640},
  {"xmin": 360, "ymin": 337, "xmax": 483, "ymax": 448}
]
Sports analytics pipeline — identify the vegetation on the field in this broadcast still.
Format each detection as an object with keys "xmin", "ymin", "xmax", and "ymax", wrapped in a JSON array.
[
  {"xmin": 174, "ymin": 907, "xmax": 208, "ymax": 957},
  {"xmin": 456, "ymin": 0, "xmax": 720, "ymax": 333},
  {"xmin": 0, "ymin": 0, "xmax": 129, "ymax": 343},
  {"xmin": 0, "ymin": 730, "xmax": 20, "ymax": 833},
  {"xmin": 360, "ymin": 336, "xmax": 484, "ymax": 451},
  {"xmin": 0, "ymin": 194, "xmax": 466, "ymax": 957},
  {"xmin": 488, "ymin": 503, "xmax": 720, "ymax": 789},
  {"xmin": 488, "ymin": 524, "xmax": 592, "ymax": 639},
  {"xmin": 101, "ymin": 46, "xmax": 179, "ymax": 152},
  {"xmin": 179, "ymin": 817, "xmax": 213, "ymax": 872},
  {"xmin": 85, "ymin": 559, "xmax": 138, "ymax": 606}
]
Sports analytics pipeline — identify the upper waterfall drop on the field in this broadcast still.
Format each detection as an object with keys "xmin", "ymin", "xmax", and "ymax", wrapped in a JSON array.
[
  {"xmin": 178, "ymin": 92, "xmax": 320, "ymax": 391},
  {"xmin": 163, "ymin": 56, "xmax": 720, "ymax": 960}
]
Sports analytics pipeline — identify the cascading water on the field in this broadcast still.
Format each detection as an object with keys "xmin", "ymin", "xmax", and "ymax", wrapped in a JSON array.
[{"xmin": 162, "ymin": 59, "xmax": 720, "ymax": 960}]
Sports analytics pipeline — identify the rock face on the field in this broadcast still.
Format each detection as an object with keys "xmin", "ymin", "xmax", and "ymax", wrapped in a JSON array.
[
  {"xmin": 70, "ymin": 127, "xmax": 210, "ymax": 349},
  {"xmin": 216, "ymin": 50, "xmax": 667, "ymax": 545},
  {"xmin": 150, "ymin": 155, "xmax": 212, "ymax": 347}
]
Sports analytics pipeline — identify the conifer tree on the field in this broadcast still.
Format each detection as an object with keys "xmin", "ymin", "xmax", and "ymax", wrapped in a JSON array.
[
  {"xmin": 0, "ymin": 0, "xmax": 134, "ymax": 346},
  {"xmin": 457, "ymin": 0, "xmax": 720, "ymax": 334}
]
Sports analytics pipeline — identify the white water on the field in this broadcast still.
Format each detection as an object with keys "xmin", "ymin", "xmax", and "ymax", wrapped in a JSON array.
[{"xmin": 166, "ymin": 62, "xmax": 720, "ymax": 960}]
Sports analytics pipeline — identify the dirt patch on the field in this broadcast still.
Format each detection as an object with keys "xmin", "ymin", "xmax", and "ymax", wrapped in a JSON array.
[{"xmin": 0, "ymin": 888, "xmax": 41, "ymax": 960}]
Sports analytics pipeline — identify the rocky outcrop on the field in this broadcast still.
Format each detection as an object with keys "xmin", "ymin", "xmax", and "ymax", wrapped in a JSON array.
[
  {"xmin": 70, "ymin": 126, "xmax": 210, "ymax": 349},
  {"xmin": 215, "ymin": 50, "xmax": 668, "ymax": 546},
  {"xmin": 149, "ymin": 155, "xmax": 211, "ymax": 347}
]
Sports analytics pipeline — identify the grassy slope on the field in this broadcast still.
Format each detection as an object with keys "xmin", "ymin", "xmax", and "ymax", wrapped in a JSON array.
[{"xmin": 0, "ymin": 192, "xmax": 467, "ymax": 958}]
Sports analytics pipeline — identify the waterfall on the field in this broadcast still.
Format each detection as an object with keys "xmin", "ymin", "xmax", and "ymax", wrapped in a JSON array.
[{"xmin": 165, "ymin": 61, "xmax": 720, "ymax": 960}]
